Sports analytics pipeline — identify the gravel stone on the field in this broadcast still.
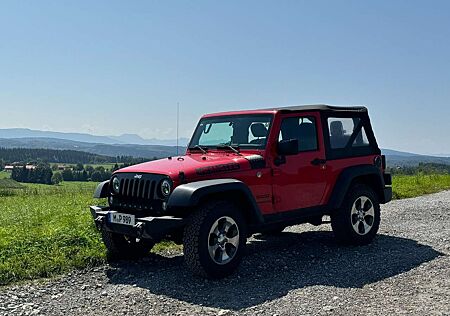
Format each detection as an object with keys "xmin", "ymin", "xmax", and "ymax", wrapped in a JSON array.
[{"xmin": 1, "ymin": 191, "xmax": 449, "ymax": 315}]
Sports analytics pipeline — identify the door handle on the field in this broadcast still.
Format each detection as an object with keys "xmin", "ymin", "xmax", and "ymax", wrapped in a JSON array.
[{"xmin": 311, "ymin": 158, "xmax": 326, "ymax": 166}]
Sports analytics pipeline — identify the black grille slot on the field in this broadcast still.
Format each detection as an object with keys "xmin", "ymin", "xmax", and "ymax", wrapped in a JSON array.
[
  {"xmin": 123, "ymin": 179, "xmax": 129, "ymax": 196},
  {"xmin": 144, "ymin": 180, "xmax": 150, "ymax": 198},
  {"xmin": 120, "ymin": 179, "xmax": 125, "ymax": 195},
  {"xmin": 128, "ymin": 179, "xmax": 133, "ymax": 197},
  {"xmin": 150, "ymin": 180, "xmax": 156, "ymax": 199},
  {"xmin": 138, "ymin": 179, "xmax": 145, "ymax": 198}
]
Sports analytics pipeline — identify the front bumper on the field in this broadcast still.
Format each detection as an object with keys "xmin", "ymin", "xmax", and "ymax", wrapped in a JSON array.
[{"xmin": 90, "ymin": 206, "xmax": 185, "ymax": 240}]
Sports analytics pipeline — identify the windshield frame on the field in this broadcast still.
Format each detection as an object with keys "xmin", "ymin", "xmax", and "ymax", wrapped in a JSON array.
[{"xmin": 188, "ymin": 114, "xmax": 274, "ymax": 151}]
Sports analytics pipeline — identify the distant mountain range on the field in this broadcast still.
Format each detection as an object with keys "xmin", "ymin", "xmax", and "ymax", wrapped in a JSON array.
[
  {"xmin": 381, "ymin": 149, "xmax": 450, "ymax": 167},
  {"xmin": 0, "ymin": 137, "xmax": 184, "ymax": 159},
  {"xmin": 0, "ymin": 128, "xmax": 448, "ymax": 165},
  {"xmin": 0, "ymin": 128, "xmax": 189, "ymax": 146}
]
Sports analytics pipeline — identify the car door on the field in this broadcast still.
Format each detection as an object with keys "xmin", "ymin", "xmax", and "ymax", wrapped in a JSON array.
[{"xmin": 272, "ymin": 112, "xmax": 328, "ymax": 212}]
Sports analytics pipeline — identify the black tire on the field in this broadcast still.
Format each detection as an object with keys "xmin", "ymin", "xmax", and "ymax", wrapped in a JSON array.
[
  {"xmin": 183, "ymin": 200, "xmax": 247, "ymax": 279},
  {"xmin": 331, "ymin": 184, "xmax": 381, "ymax": 245},
  {"xmin": 101, "ymin": 230, "xmax": 155, "ymax": 260}
]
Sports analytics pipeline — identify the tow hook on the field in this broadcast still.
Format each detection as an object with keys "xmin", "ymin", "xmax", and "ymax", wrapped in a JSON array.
[
  {"xmin": 134, "ymin": 222, "xmax": 145, "ymax": 238},
  {"xmin": 94, "ymin": 216, "xmax": 104, "ymax": 230}
]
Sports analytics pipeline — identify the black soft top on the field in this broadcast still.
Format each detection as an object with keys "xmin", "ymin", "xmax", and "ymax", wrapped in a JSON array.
[{"xmin": 271, "ymin": 104, "xmax": 368, "ymax": 113}]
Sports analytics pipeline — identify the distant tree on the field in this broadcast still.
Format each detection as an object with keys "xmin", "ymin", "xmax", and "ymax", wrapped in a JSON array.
[
  {"xmin": 61, "ymin": 169, "xmax": 74, "ymax": 181},
  {"xmin": 11, "ymin": 167, "xmax": 22, "ymax": 181},
  {"xmin": 11, "ymin": 163, "xmax": 52, "ymax": 184},
  {"xmin": 95, "ymin": 166, "xmax": 105, "ymax": 173},
  {"xmin": 51, "ymin": 164, "xmax": 59, "ymax": 171},
  {"xmin": 75, "ymin": 163, "xmax": 84, "ymax": 171},
  {"xmin": 0, "ymin": 159, "xmax": 4, "ymax": 171},
  {"xmin": 51, "ymin": 172, "xmax": 63, "ymax": 185},
  {"xmin": 85, "ymin": 165, "xmax": 94, "ymax": 174},
  {"xmin": 91, "ymin": 171, "xmax": 103, "ymax": 182}
]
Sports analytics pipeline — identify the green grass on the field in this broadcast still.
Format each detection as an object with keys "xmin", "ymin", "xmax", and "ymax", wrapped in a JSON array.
[
  {"xmin": 392, "ymin": 173, "xmax": 450, "ymax": 199},
  {"xmin": 0, "ymin": 173, "xmax": 449, "ymax": 286},
  {"xmin": 0, "ymin": 182, "xmax": 106, "ymax": 285},
  {"xmin": 0, "ymin": 171, "xmax": 10, "ymax": 179}
]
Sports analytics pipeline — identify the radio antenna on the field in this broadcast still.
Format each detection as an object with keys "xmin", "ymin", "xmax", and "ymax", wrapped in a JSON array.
[{"xmin": 176, "ymin": 102, "xmax": 180, "ymax": 156}]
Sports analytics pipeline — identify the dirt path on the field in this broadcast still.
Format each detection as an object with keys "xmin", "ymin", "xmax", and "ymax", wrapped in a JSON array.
[{"xmin": 1, "ymin": 191, "xmax": 449, "ymax": 316}]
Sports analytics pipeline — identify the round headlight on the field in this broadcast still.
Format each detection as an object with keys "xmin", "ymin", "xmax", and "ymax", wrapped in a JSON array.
[
  {"xmin": 112, "ymin": 177, "xmax": 120, "ymax": 194},
  {"xmin": 160, "ymin": 179, "xmax": 172, "ymax": 197}
]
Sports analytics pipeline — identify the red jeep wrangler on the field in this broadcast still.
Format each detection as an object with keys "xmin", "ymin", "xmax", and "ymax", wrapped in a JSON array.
[{"xmin": 91, "ymin": 105, "xmax": 392, "ymax": 278}]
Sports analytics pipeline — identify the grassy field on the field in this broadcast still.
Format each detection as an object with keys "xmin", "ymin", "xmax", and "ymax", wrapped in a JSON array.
[
  {"xmin": 0, "ymin": 173, "xmax": 449, "ymax": 286},
  {"xmin": 0, "ymin": 181, "xmax": 106, "ymax": 285},
  {"xmin": 392, "ymin": 174, "xmax": 450, "ymax": 199}
]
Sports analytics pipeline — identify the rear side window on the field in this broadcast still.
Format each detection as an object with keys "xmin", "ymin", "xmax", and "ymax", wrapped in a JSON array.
[
  {"xmin": 279, "ymin": 116, "xmax": 318, "ymax": 152},
  {"xmin": 328, "ymin": 117, "xmax": 369, "ymax": 149},
  {"xmin": 325, "ymin": 114, "xmax": 379, "ymax": 160}
]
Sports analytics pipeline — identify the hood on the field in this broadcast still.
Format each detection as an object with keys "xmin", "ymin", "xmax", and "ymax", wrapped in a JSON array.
[{"xmin": 116, "ymin": 152, "xmax": 265, "ymax": 182}]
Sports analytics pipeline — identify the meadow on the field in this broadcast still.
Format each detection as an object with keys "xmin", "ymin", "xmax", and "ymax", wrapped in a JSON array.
[{"xmin": 0, "ymin": 172, "xmax": 449, "ymax": 285}]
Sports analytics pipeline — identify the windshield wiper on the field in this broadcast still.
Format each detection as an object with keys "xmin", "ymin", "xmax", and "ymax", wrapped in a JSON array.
[
  {"xmin": 216, "ymin": 144, "xmax": 242, "ymax": 156},
  {"xmin": 190, "ymin": 144, "xmax": 208, "ymax": 154}
]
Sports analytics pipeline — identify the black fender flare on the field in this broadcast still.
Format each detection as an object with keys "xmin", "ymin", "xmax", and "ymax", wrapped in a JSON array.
[
  {"xmin": 167, "ymin": 178, "xmax": 264, "ymax": 224},
  {"xmin": 93, "ymin": 180, "xmax": 110, "ymax": 198},
  {"xmin": 327, "ymin": 164, "xmax": 386, "ymax": 209}
]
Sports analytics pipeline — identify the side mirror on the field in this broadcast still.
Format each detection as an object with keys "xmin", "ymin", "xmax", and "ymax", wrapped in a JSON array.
[{"xmin": 277, "ymin": 138, "xmax": 299, "ymax": 156}]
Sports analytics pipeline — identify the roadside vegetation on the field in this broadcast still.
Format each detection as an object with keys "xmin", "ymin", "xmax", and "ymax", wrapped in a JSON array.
[
  {"xmin": 0, "ymin": 170, "xmax": 449, "ymax": 286},
  {"xmin": 392, "ymin": 174, "xmax": 450, "ymax": 199}
]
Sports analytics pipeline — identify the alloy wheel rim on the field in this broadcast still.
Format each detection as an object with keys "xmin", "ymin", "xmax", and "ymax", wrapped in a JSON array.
[
  {"xmin": 208, "ymin": 216, "xmax": 240, "ymax": 265},
  {"xmin": 350, "ymin": 196, "xmax": 375, "ymax": 235}
]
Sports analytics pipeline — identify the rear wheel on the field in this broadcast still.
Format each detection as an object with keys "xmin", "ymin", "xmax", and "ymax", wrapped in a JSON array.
[
  {"xmin": 331, "ymin": 184, "xmax": 380, "ymax": 245},
  {"xmin": 183, "ymin": 200, "xmax": 247, "ymax": 278},
  {"xmin": 101, "ymin": 230, "xmax": 155, "ymax": 259}
]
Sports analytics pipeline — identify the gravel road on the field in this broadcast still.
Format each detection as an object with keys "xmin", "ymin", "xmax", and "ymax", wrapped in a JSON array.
[{"xmin": 1, "ymin": 191, "xmax": 449, "ymax": 316}]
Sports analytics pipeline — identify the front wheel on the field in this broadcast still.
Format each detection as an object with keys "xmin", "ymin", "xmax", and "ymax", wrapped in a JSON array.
[
  {"xmin": 331, "ymin": 184, "xmax": 381, "ymax": 245},
  {"xmin": 183, "ymin": 200, "xmax": 247, "ymax": 278}
]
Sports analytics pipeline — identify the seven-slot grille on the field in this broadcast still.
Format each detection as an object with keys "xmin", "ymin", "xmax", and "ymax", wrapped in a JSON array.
[
  {"xmin": 119, "ymin": 178, "xmax": 157, "ymax": 199},
  {"xmin": 110, "ymin": 173, "xmax": 168, "ymax": 213}
]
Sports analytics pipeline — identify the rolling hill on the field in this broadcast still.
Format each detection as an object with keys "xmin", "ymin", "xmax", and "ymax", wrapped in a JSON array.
[
  {"xmin": 0, "ymin": 128, "xmax": 189, "ymax": 146},
  {"xmin": 382, "ymin": 149, "xmax": 450, "ymax": 167},
  {"xmin": 0, "ymin": 138, "xmax": 184, "ymax": 159}
]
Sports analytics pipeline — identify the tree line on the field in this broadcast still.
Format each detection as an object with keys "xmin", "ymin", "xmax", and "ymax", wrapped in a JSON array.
[
  {"xmin": 57, "ymin": 164, "xmax": 112, "ymax": 183},
  {"xmin": 0, "ymin": 147, "xmax": 153, "ymax": 185},
  {"xmin": 387, "ymin": 162, "xmax": 450, "ymax": 175},
  {"xmin": 0, "ymin": 147, "xmax": 152, "ymax": 165},
  {"xmin": 11, "ymin": 163, "xmax": 54, "ymax": 185},
  {"xmin": 0, "ymin": 148, "xmax": 114, "ymax": 164},
  {"xmin": 9, "ymin": 162, "xmax": 140, "ymax": 185}
]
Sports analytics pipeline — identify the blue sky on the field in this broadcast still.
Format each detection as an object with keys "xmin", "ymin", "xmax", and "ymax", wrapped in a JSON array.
[{"xmin": 0, "ymin": 0, "xmax": 449, "ymax": 155}]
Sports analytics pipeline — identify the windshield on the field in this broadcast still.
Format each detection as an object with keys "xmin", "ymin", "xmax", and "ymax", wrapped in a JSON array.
[{"xmin": 189, "ymin": 114, "xmax": 273, "ymax": 150}]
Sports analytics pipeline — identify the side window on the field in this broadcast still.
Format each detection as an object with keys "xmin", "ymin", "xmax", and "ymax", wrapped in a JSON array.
[
  {"xmin": 279, "ymin": 116, "xmax": 318, "ymax": 152},
  {"xmin": 328, "ymin": 117, "xmax": 370, "ymax": 149}
]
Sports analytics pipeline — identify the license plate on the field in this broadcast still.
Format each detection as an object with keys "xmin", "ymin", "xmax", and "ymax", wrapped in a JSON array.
[{"xmin": 109, "ymin": 212, "xmax": 135, "ymax": 226}]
